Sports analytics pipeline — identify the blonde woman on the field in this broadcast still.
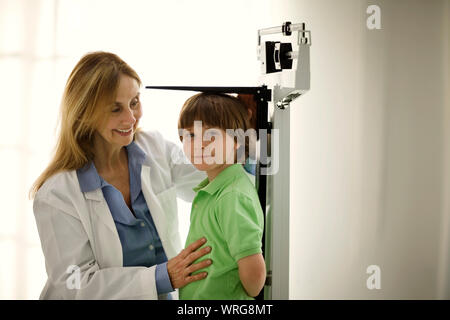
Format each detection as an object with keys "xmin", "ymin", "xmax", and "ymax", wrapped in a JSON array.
[{"xmin": 30, "ymin": 52, "xmax": 211, "ymax": 299}]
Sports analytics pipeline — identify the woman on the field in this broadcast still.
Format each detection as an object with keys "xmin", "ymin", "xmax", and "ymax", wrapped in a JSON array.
[{"xmin": 30, "ymin": 51, "xmax": 211, "ymax": 299}]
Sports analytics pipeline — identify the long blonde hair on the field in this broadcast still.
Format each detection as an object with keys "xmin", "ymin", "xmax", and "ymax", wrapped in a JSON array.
[{"xmin": 29, "ymin": 51, "xmax": 141, "ymax": 199}]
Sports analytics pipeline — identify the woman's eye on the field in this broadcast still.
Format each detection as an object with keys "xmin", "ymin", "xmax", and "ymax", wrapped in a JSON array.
[
  {"xmin": 112, "ymin": 108, "xmax": 120, "ymax": 113},
  {"xmin": 131, "ymin": 99, "xmax": 140, "ymax": 108}
]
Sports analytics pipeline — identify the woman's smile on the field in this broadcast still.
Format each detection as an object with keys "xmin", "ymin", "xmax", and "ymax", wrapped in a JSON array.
[{"xmin": 113, "ymin": 128, "xmax": 133, "ymax": 136}]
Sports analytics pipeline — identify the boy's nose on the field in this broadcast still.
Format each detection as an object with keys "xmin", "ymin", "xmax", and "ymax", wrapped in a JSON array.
[{"xmin": 201, "ymin": 139, "xmax": 212, "ymax": 147}]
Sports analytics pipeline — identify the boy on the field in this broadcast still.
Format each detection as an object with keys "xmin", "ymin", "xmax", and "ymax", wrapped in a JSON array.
[{"xmin": 178, "ymin": 93, "xmax": 266, "ymax": 300}]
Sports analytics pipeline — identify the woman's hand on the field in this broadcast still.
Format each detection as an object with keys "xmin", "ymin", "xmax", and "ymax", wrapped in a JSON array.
[{"xmin": 167, "ymin": 237, "xmax": 212, "ymax": 289}]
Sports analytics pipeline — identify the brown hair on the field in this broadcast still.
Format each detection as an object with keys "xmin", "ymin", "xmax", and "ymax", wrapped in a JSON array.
[
  {"xmin": 29, "ymin": 51, "xmax": 141, "ymax": 198},
  {"xmin": 178, "ymin": 93, "xmax": 254, "ymax": 162},
  {"xmin": 236, "ymin": 94, "xmax": 257, "ymax": 129}
]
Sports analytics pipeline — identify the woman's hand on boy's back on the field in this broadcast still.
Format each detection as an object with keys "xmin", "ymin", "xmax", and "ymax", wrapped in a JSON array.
[{"xmin": 167, "ymin": 237, "xmax": 212, "ymax": 289}]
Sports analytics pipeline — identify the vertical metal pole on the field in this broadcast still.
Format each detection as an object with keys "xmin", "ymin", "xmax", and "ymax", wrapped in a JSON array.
[
  {"xmin": 255, "ymin": 90, "xmax": 269, "ymax": 301},
  {"xmin": 270, "ymin": 104, "xmax": 290, "ymax": 300}
]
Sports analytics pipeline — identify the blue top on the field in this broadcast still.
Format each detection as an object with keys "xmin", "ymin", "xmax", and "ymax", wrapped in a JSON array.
[
  {"xmin": 243, "ymin": 157, "xmax": 256, "ymax": 176},
  {"xmin": 76, "ymin": 142, "xmax": 173, "ymax": 295}
]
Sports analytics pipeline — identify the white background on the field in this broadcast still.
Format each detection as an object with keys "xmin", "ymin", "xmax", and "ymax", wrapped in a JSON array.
[{"xmin": 0, "ymin": 0, "xmax": 449, "ymax": 299}]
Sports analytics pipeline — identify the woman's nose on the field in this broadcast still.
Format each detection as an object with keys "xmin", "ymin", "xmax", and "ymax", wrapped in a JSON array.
[{"xmin": 122, "ymin": 107, "xmax": 136, "ymax": 125}]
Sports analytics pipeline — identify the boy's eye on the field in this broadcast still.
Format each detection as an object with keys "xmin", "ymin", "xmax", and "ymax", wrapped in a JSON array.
[
  {"xmin": 204, "ymin": 130, "xmax": 221, "ymax": 140},
  {"xmin": 182, "ymin": 132, "xmax": 194, "ymax": 139},
  {"xmin": 207, "ymin": 135, "xmax": 216, "ymax": 142}
]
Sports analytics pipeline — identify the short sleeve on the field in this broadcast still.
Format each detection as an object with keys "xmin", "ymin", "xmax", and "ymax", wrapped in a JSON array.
[{"xmin": 215, "ymin": 192, "xmax": 264, "ymax": 262}]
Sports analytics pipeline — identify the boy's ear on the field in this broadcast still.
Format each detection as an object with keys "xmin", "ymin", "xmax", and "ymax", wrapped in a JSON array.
[
  {"xmin": 178, "ymin": 128, "xmax": 184, "ymax": 142},
  {"xmin": 234, "ymin": 138, "xmax": 241, "ymax": 150},
  {"xmin": 235, "ymin": 140, "xmax": 247, "ymax": 164}
]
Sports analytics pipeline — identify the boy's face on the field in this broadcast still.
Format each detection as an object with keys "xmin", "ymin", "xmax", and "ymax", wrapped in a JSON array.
[{"xmin": 181, "ymin": 123, "xmax": 238, "ymax": 172}]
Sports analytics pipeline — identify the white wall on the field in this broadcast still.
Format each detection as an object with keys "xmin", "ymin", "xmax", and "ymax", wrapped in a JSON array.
[
  {"xmin": 270, "ymin": 0, "xmax": 450, "ymax": 299},
  {"xmin": 1, "ymin": 0, "xmax": 448, "ymax": 300},
  {"xmin": 437, "ymin": 0, "xmax": 450, "ymax": 300}
]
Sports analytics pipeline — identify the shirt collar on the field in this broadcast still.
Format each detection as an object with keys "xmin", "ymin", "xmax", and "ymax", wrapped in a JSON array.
[
  {"xmin": 77, "ymin": 161, "xmax": 104, "ymax": 192},
  {"xmin": 126, "ymin": 140, "xmax": 147, "ymax": 167},
  {"xmin": 126, "ymin": 141, "xmax": 147, "ymax": 202},
  {"xmin": 243, "ymin": 157, "xmax": 256, "ymax": 175},
  {"xmin": 193, "ymin": 164, "xmax": 245, "ymax": 195},
  {"xmin": 76, "ymin": 141, "xmax": 147, "ymax": 193}
]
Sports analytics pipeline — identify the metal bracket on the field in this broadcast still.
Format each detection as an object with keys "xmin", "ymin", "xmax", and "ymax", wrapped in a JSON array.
[{"xmin": 257, "ymin": 21, "xmax": 311, "ymax": 109}]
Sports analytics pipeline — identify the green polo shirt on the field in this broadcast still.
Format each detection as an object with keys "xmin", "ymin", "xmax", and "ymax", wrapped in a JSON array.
[{"xmin": 179, "ymin": 164, "xmax": 264, "ymax": 300}]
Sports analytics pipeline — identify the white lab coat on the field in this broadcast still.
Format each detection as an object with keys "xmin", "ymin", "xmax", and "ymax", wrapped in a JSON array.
[{"xmin": 33, "ymin": 130, "xmax": 205, "ymax": 300}]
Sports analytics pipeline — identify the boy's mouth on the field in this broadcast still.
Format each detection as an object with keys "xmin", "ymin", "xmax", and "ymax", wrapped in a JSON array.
[
  {"xmin": 194, "ymin": 156, "xmax": 213, "ymax": 161},
  {"xmin": 193, "ymin": 154, "xmax": 219, "ymax": 164}
]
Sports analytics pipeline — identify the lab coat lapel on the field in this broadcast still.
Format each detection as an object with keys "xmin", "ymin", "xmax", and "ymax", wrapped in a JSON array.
[{"xmin": 84, "ymin": 188, "xmax": 118, "ymax": 235}]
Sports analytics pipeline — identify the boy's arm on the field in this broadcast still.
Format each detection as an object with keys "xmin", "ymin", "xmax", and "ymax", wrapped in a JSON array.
[
  {"xmin": 215, "ymin": 191, "xmax": 265, "ymax": 297},
  {"xmin": 238, "ymin": 253, "xmax": 266, "ymax": 297}
]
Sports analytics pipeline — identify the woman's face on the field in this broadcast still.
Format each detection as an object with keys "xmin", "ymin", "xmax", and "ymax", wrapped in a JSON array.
[{"xmin": 96, "ymin": 74, "xmax": 142, "ymax": 148}]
